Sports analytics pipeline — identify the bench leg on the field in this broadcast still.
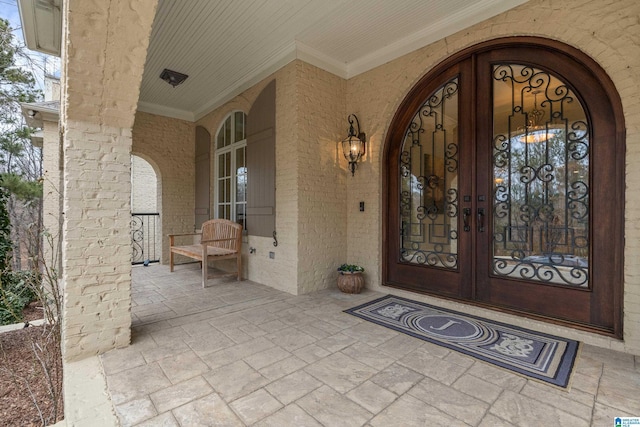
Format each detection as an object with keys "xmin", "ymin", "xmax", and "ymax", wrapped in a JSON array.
[
  {"xmin": 237, "ymin": 254, "xmax": 242, "ymax": 281},
  {"xmin": 170, "ymin": 250, "xmax": 174, "ymax": 272},
  {"xmin": 202, "ymin": 257, "xmax": 208, "ymax": 288}
]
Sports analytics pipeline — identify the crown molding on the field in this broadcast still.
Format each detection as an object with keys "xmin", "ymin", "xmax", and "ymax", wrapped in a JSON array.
[
  {"xmin": 295, "ymin": 42, "xmax": 348, "ymax": 79},
  {"xmin": 346, "ymin": 0, "xmax": 529, "ymax": 78},
  {"xmin": 136, "ymin": 101, "xmax": 195, "ymax": 122},
  {"xmin": 193, "ymin": 42, "xmax": 298, "ymax": 121}
]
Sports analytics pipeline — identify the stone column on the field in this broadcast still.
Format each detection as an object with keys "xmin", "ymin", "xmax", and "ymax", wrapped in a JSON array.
[{"xmin": 60, "ymin": 0, "xmax": 158, "ymax": 361}]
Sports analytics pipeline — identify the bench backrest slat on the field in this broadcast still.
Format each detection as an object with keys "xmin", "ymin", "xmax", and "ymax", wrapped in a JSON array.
[{"xmin": 201, "ymin": 219, "xmax": 242, "ymax": 251}]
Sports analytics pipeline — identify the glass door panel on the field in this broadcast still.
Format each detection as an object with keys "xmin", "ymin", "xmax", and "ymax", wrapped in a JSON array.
[
  {"xmin": 491, "ymin": 64, "xmax": 589, "ymax": 287},
  {"xmin": 400, "ymin": 77, "xmax": 460, "ymax": 270}
]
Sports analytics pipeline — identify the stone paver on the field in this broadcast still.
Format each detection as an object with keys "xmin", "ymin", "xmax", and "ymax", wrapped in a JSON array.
[
  {"xmin": 156, "ymin": 350, "xmax": 210, "ymax": 384},
  {"xmin": 254, "ymin": 404, "xmax": 323, "ymax": 427},
  {"xmin": 489, "ymin": 390, "xmax": 590, "ymax": 427},
  {"xmin": 297, "ymin": 385, "xmax": 373, "ymax": 426},
  {"xmin": 346, "ymin": 380, "xmax": 397, "ymax": 414},
  {"xmin": 114, "ymin": 397, "xmax": 157, "ymax": 426},
  {"xmin": 408, "ymin": 377, "xmax": 489, "ymax": 425},
  {"xmin": 369, "ymin": 394, "xmax": 459, "ymax": 427},
  {"xmin": 149, "ymin": 376, "xmax": 213, "ymax": 413},
  {"xmin": 87, "ymin": 265, "xmax": 640, "ymax": 427},
  {"xmin": 265, "ymin": 370, "xmax": 323, "ymax": 405},
  {"xmin": 452, "ymin": 373, "xmax": 503, "ymax": 404},
  {"xmin": 304, "ymin": 352, "xmax": 378, "ymax": 393},
  {"xmin": 229, "ymin": 389, "xmax": 283, "ymax": 425},
  {"xmin": 106, "ymin": 363, "xmax": 171, "ymax": 405},
  {"xmin": 203, "ymin": 360, "xmax": 269, "ymax": 401},
  {"xmin": 171, "ymin": 393, "xmax": 243, "ymax": 426}
]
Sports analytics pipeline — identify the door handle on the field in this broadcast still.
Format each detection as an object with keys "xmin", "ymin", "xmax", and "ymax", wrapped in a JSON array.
[
  {"xmin": 463, "ymin": 208, "xmax": 471, "ymax": 232},
  {"xmin": 477, "ymin": 208, "xmax": 485, "ymax": 233}
]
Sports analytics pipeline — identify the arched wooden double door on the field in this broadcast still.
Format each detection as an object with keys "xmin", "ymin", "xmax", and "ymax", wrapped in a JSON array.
[{"xmin": 384, "ymin": 38, "xmax": 624, "ymax": 337}]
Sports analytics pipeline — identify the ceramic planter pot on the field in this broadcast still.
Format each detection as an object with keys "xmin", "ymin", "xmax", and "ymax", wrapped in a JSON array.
[{"xmin": 337, "ymin": 272, "xmax": 364, "ymax": 294}]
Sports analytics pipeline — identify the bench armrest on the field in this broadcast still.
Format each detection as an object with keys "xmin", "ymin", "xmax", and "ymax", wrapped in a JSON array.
[
  {"xmin": 169, "ymin": 232, "xmax": 202, "ymax": 247},
  {"xmin": 201, "ymin": 237, "xmax": 237, "ymax": 244}
]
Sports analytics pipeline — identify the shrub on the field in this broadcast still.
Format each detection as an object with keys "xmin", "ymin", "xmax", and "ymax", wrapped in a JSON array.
[
  {"xmin": 337, "ymin": 263, "xmax": 365, "ymax": 273},
  {"xmin": 0, "ymin": 270, "xmax": 38, "ymax": 325},
  {"xmin": 0, "ymin": 180, "xmax": 11, "ymax": 272},
  {"xmin": 0, "ymin": 180, "xmax": 38, "ymax": 325}
]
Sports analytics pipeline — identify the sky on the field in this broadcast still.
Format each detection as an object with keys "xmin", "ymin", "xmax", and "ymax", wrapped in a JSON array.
[
  {"xmin": 0, "ymin": 0, "xmax": 22, "ymax": 29},
  {"xmin": 0, "ymin": 0, "xmax": 24, "ymax": 42},
  {"xmin": 0, "ymin": 0, "xmax": 61, "ymax": 95}
]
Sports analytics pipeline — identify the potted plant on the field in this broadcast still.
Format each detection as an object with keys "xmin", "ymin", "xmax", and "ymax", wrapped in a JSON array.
[{"xmin": 337, "ymin": 264, "xmax": 365, "ymax": 294}]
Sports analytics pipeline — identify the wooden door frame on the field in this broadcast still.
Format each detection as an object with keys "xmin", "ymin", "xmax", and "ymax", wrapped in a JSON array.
[{"xmin": 382, "ymin": 36, "xmax": 625, "ymax": 338}]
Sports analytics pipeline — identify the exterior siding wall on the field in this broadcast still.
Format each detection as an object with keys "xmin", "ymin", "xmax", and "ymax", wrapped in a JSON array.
[{"xmin": 346, "ymin": 0, "xmax": 640, "ymax": 353}]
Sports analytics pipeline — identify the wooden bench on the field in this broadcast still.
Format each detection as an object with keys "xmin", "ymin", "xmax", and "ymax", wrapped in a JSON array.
[{"xmin": 169, "ymin": 219, "xmax": 243, "ymax": 287}]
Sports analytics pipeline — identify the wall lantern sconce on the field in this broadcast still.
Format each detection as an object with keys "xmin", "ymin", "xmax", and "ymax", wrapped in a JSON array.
[
  {"xmin": 341, "ymin": 114, "xmax": 366, "ymax": 176},
  {"xmin": 160, "ymin": 68, "xmax": 189, "ymax": 87}
]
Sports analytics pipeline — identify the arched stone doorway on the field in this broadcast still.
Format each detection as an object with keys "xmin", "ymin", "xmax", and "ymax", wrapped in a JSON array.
[{"xmin": 131, "ymin": 154, "xmax": 162, "ymax": 265}]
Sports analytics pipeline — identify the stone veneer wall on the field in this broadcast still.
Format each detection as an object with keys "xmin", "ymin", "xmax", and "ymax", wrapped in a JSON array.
[
  {"xmin": 193, "ymin": 61, "xmax": 348, "ymax": 294},
  {"xmin": 295, "ymin": 62, "xmax": 348, "ymax": 293},
  {"xmin": 346, "ymin": 0, "xmax": 640, "ymax": 353},
  {"xmin": 132, "ymin": 112, "xmax": 195, "ymax": 265},
  {"xmin": 60, "ymin": 0, "xmax": 157, "ymax": 361},
  {"xmin": 196, "ymin": 63, "xmax": 300, "ymax": 293},
  {"xmin": 131, "ymin": 155, "xmax": 157, "ymax": 213}
]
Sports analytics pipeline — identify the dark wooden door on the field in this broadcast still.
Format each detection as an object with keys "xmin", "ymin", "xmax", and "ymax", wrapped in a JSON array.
[
  {"xmin": 384, "ymin": 38, "xmax": 623, "ymax": 337},
  {"xmin": 385, "ymin": 59, "xmax": 474, "ymax": 300}
]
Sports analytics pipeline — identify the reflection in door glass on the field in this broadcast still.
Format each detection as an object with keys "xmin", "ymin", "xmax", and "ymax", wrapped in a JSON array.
[
  {"xmin": 399, "ymin": 77, "xmax": 459, "ymax": 269},
  {"xmin": 492, "ymin": 64, "xmax": 589, "ymax": 287}
]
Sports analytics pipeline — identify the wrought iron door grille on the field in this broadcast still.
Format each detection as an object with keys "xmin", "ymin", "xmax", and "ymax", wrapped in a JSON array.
[
  {"xmin": 399, "ymin": 77, "xmax": 459, "ymax": 269},
  {"xmin": 492, "ymin": 64, "xmax": 589, "ymax": 287}
]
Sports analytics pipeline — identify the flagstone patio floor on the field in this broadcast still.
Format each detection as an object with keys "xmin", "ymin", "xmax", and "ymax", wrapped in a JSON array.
[{"xmin": 95, "ymin": 264, "xmax": 640, "ymax": 426}]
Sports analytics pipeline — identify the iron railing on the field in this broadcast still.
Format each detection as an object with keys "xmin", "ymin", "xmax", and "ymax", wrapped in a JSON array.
[{"xmin": 131, "ymin": 213, "xmax": 160, "ymax": 265}]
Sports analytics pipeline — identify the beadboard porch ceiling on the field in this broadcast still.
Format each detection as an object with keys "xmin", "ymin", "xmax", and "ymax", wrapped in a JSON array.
[{"xmin": 139, "ymin": 0, "xmax": 529, "ymax": 121}]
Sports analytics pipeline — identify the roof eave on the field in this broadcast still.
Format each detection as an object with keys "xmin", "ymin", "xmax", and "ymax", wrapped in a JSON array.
[
  {"xmin": 21, "ymin": 101, "xmax": 60, "ymax": 128},
  {"xmin": 17, "ymin": 0, "xmax": 63, "ymax": 57}
]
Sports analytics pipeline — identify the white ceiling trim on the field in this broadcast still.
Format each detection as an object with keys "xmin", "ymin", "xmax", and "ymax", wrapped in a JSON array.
[
  {"xmin": 295, "ymin": 42, "xmax": 349, "ymax": 79},
  {"xmin": 192, "ymin": 42, "xmax": 299, "ymax": 121},
  {"xmin": 137, "ymin": 101, "xmax": 195, "ymax": 122},
  {"xmin": 346, "ymin": 0, "xmax": 529, "ymax": 78}
]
